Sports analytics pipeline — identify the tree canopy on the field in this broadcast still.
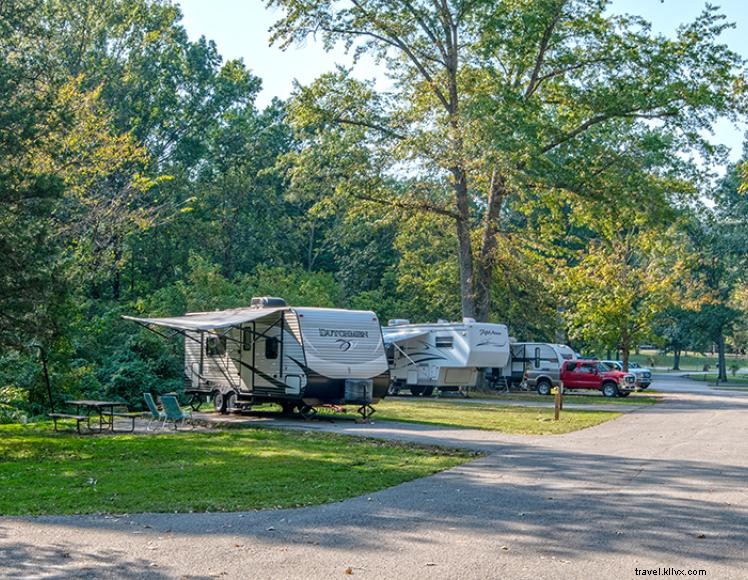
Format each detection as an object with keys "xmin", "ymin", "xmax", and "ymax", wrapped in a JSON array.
[{"xmin": 1, "ymin": 0, "xmax": 747, "ymax": 417}]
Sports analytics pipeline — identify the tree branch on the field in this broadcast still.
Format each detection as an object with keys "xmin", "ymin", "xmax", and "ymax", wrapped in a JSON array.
[
  {"xmin": 334, "ymin": 116, "xmax": 406, "ymax": 140},
  {"xmin": 524, "ymin": 1, "xmax": 566, "ymax": 99},
  {"xmin": 399, "ymin": 0, "xmax": 448, "ymax": 65},
  {"xmin": 348, "ymin": 0, "xmax": 450, "ymax": 110},
  {"xmin": 350, "ymin": 191, "xmax": 459, "ymax": 219}
]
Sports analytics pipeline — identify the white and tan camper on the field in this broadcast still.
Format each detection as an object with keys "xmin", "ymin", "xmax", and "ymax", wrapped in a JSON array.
[
  {"xmin": 382, "ymin": 318, "xmax": 510, "ymax": 396},
  {"xmin": 125, "ymin": 297, "xmax": 389, "ymax": 418}
]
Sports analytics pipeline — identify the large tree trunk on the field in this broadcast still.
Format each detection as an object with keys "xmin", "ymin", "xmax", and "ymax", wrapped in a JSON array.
[
  {"xmin": 620, "ymin": 327, "xmax": 630, "ymax": 371},
  {"xmin": 717, "ymin": 333, "xmax": 727, "ymax": 382},
  {"xmin": 672, "ymin": 346, "xmax": 681, "ymax": 371},
  {"xmin": 452, "ymin": 166, "xmax": 475, "ymax": 319},
  {"xmin": 474, "ymin": 171, "xmax": 507, "ymax": 322}
]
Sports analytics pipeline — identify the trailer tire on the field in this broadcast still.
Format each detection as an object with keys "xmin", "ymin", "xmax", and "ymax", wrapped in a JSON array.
[
  {"xmin": 536, "ymin": 380, "xmax": 552, "ymax": 396},
  {"xmin": 225, "ymin": 391, "xmax": 237, "ymax": 413},
  {"xmin": 299, "ymin": 405, "xmax": 317, "ymax": 419},
  {"xmin": 280, "ymin": 402, "xmax": 296, "ymax": 415},
  {"xmin": 410, "ymin": 386, "xmax": 425, "ymax": 397},
  {"xmin": 213, "ymin": 391, "xmax": 226, "ymax": 414}
]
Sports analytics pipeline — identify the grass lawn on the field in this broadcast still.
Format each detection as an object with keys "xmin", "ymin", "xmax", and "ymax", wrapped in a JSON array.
[
  {"xmin": 0, "ymin": 423, "xmax": 471, "ymax": 516},
  {"xmin": 629, "ymin": 350, "xmax": 748, "ymax": 371},
  {"xmin": 685, "ymin": 373, "xmax": 748, "ymax": 385},
  {"xmin": 463, "ymin": 392, "xmax": 659, "ymax": 405},
  {"xmin": 375, "ymin": 400, "xmax": 621, "ymax": 435}
]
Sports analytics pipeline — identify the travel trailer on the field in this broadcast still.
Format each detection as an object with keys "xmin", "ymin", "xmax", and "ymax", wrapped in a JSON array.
[
  {"xmin": 382, "ymin": 318, "xmax": 511, "ymax": 396},
  {"xmin": 504, "ymin": 342, "xmax": 578, "ymax": 393},
  {"xmin": 124, "ymin": 297, "xmax": 389, "ymax": 418}
]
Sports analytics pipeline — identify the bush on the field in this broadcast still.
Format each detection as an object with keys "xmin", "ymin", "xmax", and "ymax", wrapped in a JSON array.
[{"xmin": 0, "ymin": 386, "xmax": 28, "ymax": 424}]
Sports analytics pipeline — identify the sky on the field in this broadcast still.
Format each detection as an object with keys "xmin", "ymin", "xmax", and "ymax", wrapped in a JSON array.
[{"xmin": 178, "ymin": 0, "xmax": 748, "ymax": 162}]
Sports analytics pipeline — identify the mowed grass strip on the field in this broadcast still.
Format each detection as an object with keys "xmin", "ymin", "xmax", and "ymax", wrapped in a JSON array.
[
  {"xmin": 0, "ymin": 424, "xmax": 471, "ymax": 516},
  {"xmin": 465, "ymin": 392, "xmax": 659, "ymax": 405},
  {"xmin": 376, "ymin": 400, "xmax": 621, "ymax": 435}
]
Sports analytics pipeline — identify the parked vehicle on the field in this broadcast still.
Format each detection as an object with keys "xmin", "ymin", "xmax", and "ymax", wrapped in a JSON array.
[
  {"xmin": 556, "ymin": 360, "xmax": 637, "ymax": 397},
  {"xmin": 383, "ymin": 318, "xmax": 510, "ymax": 396},
  {"xmin": 124, "ymin": 297, "xmax": 389, "ymax": 418},
  {"xmin": 601, "ymin": 360, "xmax": 652, "ymax": 388},
  {"xmin": 505, "ymin": 343, "xmax": 577, "ymax": 392}
]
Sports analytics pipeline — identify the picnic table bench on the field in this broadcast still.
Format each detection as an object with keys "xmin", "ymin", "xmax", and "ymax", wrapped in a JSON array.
[
  {"xmin": 49, "ymin": 412, "xmax": 90, "ymax": 434},
  {"xmin": 50, "ymin": 400, "xmax": 149, "ymax": 434}
]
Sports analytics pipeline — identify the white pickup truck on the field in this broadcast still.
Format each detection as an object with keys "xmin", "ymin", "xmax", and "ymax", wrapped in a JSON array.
[{"xmin": 601, "ymin": 360, "xmax": 652, "ymax": 389}]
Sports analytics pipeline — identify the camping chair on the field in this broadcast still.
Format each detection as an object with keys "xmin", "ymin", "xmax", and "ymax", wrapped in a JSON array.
[
  {"xmin": 160, "ymin": 395, "xmax": 193, "ymax": 430},
  {"xmin": 143, "ymin": 392, "xmax": 164, "ymax": 431}
]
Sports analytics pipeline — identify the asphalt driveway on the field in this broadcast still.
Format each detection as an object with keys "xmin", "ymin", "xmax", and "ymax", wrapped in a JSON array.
[{"xmin": 2, "ymin": 381, "xmax": 747, "ymax": 579}]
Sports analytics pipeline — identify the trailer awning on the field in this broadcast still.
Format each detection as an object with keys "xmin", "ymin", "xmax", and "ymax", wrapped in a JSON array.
[
  {"xmin": 381, "ymin": 329, "xmax": 430, "ymax": 345},
  {"xmin": 123, "ymin": 307, "xmax": 287, "ymax": 331}
]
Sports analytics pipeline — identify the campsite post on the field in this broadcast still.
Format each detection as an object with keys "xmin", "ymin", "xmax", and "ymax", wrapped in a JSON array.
[{"xmin": 553, "ymin": 385, "xmax": 562, "ymax": 421}]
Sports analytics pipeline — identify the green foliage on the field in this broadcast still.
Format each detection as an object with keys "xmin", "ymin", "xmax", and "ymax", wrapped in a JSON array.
[
  {"xmin": 561, "ymin": 226, "xmax": 687, "ymax": 358},
  {"xmin": 270, "ymin": 0, "xmax": 746, "ymax": 318},
  {"xmin": 1, "ymin": 0, "xmax": 747, "ymax": 419},
  {"xmin": 0, "ymin": 386, "xmax": 28, "ymax": 424}
]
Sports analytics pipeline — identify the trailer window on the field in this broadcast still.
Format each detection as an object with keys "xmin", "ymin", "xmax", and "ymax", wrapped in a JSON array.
[
  {"xmin": 265, "ymin": 337, "xmax": 279, "ymax": 359},
  {"xmin": 206, "ymin": 336, "xmax": 226, "ymax": 356},
  {"xmin": 435, "ymin": 336, "xmax": 453, "ymax": 348},
  {"xmin": 242, "ymin": 327, "xmax": 252, "ymax": 351}
]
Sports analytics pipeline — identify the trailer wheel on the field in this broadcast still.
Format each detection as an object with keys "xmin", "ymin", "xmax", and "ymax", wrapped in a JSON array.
[
  {"xmin": 280, "ymin": 402, "xmax": 296, "ymax": 416},
  {"xmin": 213, "ymin": 391, "xmax": 227, "ymax": 413},
  {"xmin": 225, "ymin": 391, "xmax": 237, "ymax": 413},
  {"xmin": 299, "ymin": 405, "xmax": 317, "ymax": 419},
  {"xmin": 410, "ymin": 386, "xmax": 425, "ymax": 397}
]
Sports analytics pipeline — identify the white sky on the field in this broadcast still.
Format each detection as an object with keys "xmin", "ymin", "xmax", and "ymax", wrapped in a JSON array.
[{"xmin": 178, "ymin": 0, "xmax": 748, "ymax": 162}]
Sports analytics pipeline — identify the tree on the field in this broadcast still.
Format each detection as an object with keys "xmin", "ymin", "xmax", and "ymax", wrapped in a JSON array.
[
  {"xmin": 269, "ymin": 0, "xmax": 746, "ymax": 320},
  {"xmin": 685, "ymin": 160, "xmax": 748, "ymax": 381},
  {"xmin": 561, "ymin": 225, "xmax": 687, "ymax": 370},
  {"xmin": 654, "ymin": 307, "xmax": 696, "ymax": 370}
]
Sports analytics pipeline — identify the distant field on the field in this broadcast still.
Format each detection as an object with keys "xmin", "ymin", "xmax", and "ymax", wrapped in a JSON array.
[{"xmin": 625, "ymin": 351, "xmax": 748, "ymax": 371}]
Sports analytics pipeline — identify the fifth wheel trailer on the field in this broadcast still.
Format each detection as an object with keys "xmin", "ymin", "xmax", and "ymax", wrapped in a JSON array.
[
  {"xmin": 382, "ymin": 318, "xmax": 510, "ymax": 396},
  {"xmin": 124, "ymin": 297, "xmax": 389, "ymax": 418}
]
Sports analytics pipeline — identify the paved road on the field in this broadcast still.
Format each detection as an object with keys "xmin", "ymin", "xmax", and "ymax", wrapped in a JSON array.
[{"xmin": 2, "ymin": 380, "xmax": 747, "ymax": 579}]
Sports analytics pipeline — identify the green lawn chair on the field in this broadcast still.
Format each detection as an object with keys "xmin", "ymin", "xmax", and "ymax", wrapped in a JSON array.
[
  {"xmin": 143, "ymin": 392, "xmax": 164, "ymax": 431},
  {"xmin": 160, "ymin": 394, "xmax": 193, "ymax": 430}
]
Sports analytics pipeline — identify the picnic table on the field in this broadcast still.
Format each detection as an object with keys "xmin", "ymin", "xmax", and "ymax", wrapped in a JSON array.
[{"xmin": 50, "ymin": 400, "xmax": 142, "ymax": 434}]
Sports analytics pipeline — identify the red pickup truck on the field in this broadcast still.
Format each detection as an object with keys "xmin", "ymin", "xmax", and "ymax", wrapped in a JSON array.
[{"xmin": 559, "ymin": 360, "xmax": 637, "ymax": 397}]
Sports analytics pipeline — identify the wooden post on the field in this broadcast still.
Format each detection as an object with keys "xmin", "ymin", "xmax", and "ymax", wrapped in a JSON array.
[{"xmin": 554, "ymin": 387, "xmax": 561, "ymax": 421}]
